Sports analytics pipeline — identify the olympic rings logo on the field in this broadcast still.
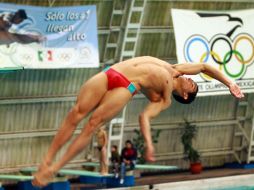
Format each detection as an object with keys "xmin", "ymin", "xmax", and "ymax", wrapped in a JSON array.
[
  {"xmin": 184, "ymin": 33, "xmax": 254, "ymax": 81},
  {"xmin": 58, "ymin": 53, "xmax": 72, "ymax": 62},
  {"xmin": 21, "ymin": 54, "xmax": 33, "ymax": 62}
]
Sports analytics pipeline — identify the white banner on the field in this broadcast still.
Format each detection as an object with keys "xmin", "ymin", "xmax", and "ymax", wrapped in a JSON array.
[
  {"xmin": 172, "ymin": 9, "xmax": 254, "ymax": 96},
  {"xmin": 0, "ymin": 3, "xmax": 99, "ymax": 69}
]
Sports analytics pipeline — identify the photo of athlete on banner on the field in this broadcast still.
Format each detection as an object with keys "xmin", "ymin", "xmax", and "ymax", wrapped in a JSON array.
[{"xmin": 0, "ymin": 9, "xmax": 45, "ymax": 47}]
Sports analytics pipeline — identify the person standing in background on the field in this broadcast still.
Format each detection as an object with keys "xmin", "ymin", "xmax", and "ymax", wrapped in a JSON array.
[{"xmin": 96, "ymin": 127, "xmax": 108, "ymax": 175}]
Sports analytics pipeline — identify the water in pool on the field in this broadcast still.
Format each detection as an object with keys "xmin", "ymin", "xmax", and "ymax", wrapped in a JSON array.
[{"xmin": 214, "ymin": 187, "xmax": 254, "ymax": 190}]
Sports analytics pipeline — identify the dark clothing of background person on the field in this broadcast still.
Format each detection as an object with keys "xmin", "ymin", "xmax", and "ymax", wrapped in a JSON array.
[
  {"xmin": 111, "ymin": 151, "xmax": 121, "ymax": 163},
  {"xmin": 110, "ymin": 149, "xmax": 121, "ymax": 177},
  {"xmin": 119, "ymin": 146, "xmax": 137, "ymax": 184},
  {"xmin": 121, "ymin": 147, "xmax": 137, "ymax": 164}
]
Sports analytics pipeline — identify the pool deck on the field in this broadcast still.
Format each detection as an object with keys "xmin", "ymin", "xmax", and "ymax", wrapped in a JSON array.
[
  {"xmin": 2, "ymin": 167, "xmax": 254, "ymax": 189},
  {"xmin": 70, "ymin": 167, "xmax": 254, "ymax": 189},
  {"xmin": 135, "ymin": 167, "xmax": 254, "ymax": 186}
]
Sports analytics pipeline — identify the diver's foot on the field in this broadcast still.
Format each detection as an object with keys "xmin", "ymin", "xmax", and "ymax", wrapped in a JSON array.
[{"xmin": 32, "ymin": 166, "xmax": 55, "ymax": 187}]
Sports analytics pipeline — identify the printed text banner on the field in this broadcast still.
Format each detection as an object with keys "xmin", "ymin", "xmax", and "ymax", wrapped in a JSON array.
[{"xmin": 0, "ymin": 3, "xmax": 99, "ymax": 68}]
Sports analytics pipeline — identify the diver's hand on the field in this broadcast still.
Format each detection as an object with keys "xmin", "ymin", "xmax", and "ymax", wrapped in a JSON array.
[
  {"xmin": 145, "ymin": 145, "xmax": 156, "ymax": 162},
  {"xmin": 229, "ymin": 83, "xmax": 244, "ymax": 99}
]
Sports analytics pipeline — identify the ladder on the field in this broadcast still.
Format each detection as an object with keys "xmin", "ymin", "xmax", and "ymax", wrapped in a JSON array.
[
  {"xmin": 120, "ymin": 0, "xmax": 147, "ymax": 60},
  {"xmin": 103, "ymin": 0, "xmax": 128, "ymax": 65},
  {"xmin": 107, "ymin": 0, "xmax": 147, "ymax": 157},
  {"xmin": 48, "ymin": 0, "xmax": 57, "ymax": 7},
  {"xmin": 233, "ymin": 94, "xmax": 251, "ymax": 163},
  {"xmin": 247, "ymin": 108, "xmax": 254, "ymax": 163},
  {"xmin": 107, "ymin": 108, "xmax": 127, "ymax": 157}
]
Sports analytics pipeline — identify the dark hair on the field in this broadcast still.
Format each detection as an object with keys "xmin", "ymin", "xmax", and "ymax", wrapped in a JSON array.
[
  {"xmin": 16, "ymin": 9, "xmax": 27, "ymax": 19},
  {"xmin": 173, "ymin": 85, "xmax": 199, "ymax": 104},
  {"xmin": 125, "ymin": 140, "xmax": 132, "ymax": 145},
  {"xmin": 112, "ymin": 145, "xmax": 118, "ymax": 150}
]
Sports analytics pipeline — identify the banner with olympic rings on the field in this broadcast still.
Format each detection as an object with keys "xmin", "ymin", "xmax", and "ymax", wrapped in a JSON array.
[
  {"xmin": 0, "ymin": 3, "xmax": 99, "ymax": 69},
  {"xmin": 172, "ymin": 9, "xmax": 254, "ymax": 96}
]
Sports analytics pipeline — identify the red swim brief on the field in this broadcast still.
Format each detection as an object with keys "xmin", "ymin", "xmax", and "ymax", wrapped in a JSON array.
[{"xmin": 103, "ymin": 67, "xmax": 137, "ymax": 96}]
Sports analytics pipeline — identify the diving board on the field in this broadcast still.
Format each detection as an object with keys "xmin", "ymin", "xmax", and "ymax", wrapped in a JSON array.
[
  {"xmin": 19, "ymin": 163, "xmax": 178, "ymax": 189},
  {"xmin": 60, "ymin": 169, "xmax": 113, "ymax": 177},
  {"xmin": 0, "ymin": 173, "xmax": 70, "ymax": 190},
  {"xmin": 82, "ymin": 162, "xmax": 179, "ymax": 170},
  {"xmin": 20, "ymin": 167, "xmax": 133, "ymax": 187},
  {"xmin": 0, "ymin": 174, "xmax": 33, "ymax": 181},
  {"xmin": 134, "ymin": 164, "xmax": 178, "ymax": 170},
  {"xmin": 20, "ymin": 167, "xmax": 113, "ymax": 177}
]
